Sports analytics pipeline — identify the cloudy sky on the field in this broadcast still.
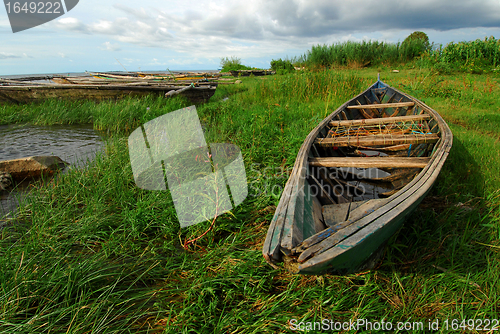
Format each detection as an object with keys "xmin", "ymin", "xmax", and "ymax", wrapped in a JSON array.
[{"xmin": 1, "ymin": 0, "xmax": 500, "ymax": 75}]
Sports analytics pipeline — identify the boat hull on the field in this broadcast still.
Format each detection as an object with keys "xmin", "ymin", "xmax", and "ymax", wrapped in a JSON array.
[
  {"xmin": 263, "ymin": 79, "xmax": 452, "ymax": 274},
  {"xmin": 230, "ymin": 70, "xmax": 274, "ymax": 77},
  {"xmin": 297, "ymin": 174, "xmax": 433, "ymax": 274},
  {"xmin": 0, "ymin": 83, "xmax": 217, "ymax": 104}
]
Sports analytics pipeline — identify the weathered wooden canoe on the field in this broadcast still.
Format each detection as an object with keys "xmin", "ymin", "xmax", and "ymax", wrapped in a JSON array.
[
  {"xmin": 52, "ymin": 75, "xmax": 218, "ymax": 86},
  {"xmin": 262, "ymin": 78, "xmax": 452, "ymax": 275},
  {"xmin": 0, "ymin": 79, "xmax": 217, "ymax": 104},
  {"xmin": 230, "ymin": 70, "xmax": 274, "ymax": 77},
  {"xmin": 89, "ymin": 71, "xmax": 220, "ymax": 81}
]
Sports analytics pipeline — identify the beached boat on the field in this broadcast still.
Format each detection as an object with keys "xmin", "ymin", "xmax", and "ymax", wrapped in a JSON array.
[
  {"xmin": 89, "ymin": 71, "xmax": 220, "ymax": 81},
  {"xmin": 262, "ymin": 77, "xmax": 453, "ymax": 275},
  {"xmin": 0, "ymin": 79, "xmax": 217, "ymax": 104},
  {"xmin": 230, "ymin": 70, "xmax": 274, "ymax": 77},
  {"xmin": 52, "ymin": 75, "xmax": 217, "ymax": 86}
]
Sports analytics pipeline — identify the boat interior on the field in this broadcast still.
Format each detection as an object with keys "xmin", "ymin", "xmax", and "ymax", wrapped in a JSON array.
[{"xmin": 304, "ymin": 82, "xmax": 442, "ymax": 235}]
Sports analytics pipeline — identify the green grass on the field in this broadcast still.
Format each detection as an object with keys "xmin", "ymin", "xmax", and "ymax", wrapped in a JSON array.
[
  {"xmin": 1, "ymin": 69, "xmax": 499, "ymax": 333},
  {"xmin": 0, "ymin": 96, "xmax": 190, "ymax": 135}
]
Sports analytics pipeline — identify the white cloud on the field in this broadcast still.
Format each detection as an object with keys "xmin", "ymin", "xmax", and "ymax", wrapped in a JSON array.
[
  {"xmin": 113, "ymin": 4, "xmax": 150, "ymax": 20},
  {"xmin": 56, "ymin": 17, "xmax": 88, "ymax": 33},
  {"xmin": 0, "ymin": 52, "xmax": 21, "ymax": 59},
  {"xmin": 90, "ymin": 19, "xmax": 123, "ymax": 35},
  {"xmin": 100, "ymin": 42, "xmax": 121, "ymax": 51},
  {"xmin": 0, "ymin": 17, "xmax": 11, "ymax": 29}
]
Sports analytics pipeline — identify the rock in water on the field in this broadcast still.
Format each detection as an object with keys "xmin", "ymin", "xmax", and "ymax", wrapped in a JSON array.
[
  {"xmin": 0, "ymin": 171, "xmax": 12, "ymax": 190},
  {"xmin": 0, "ymin": 156, "xmax": 69, "ymax": 181}
]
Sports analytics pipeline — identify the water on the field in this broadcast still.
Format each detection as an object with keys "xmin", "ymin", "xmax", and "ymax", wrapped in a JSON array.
[{"xmin": 0, "ymin": 124, "xmax": 105, "ymax": 218}]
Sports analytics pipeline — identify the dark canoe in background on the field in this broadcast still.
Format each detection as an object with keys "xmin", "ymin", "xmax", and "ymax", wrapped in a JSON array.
[
  {"xmin": 262, "ymin": 78, "xmax": 453, "ymax": 275},
  {"xmin": 87, "ymin": 71, "xmax": 221, "ymax": 81},
  {"xmin": 0, "ymin": 76, "xmax": 218, "ymax": 104},
  {"xmin": 230, "ymin": 70, "xmax": 275, "ymax": 77}
]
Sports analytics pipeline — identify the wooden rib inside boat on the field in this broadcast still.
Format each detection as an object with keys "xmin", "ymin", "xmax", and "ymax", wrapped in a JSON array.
[{"xmin": 263, "ymin": 77, "xmax": 452, "ymax": 275}]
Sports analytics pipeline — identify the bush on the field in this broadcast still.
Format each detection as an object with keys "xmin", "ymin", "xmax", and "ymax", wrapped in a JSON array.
[
  {"xmin": 270, "ymin": 58, "xmax": 295, "ymax": 74},
  {"xmin": 220, "ymin": 56, "xmax": 253, "ymax": 72},
  {"xmin": 433, "ymin": 62, "xmax": 455, "ymax": 75}
]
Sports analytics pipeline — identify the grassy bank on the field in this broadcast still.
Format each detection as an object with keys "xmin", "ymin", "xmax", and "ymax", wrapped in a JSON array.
[
  {"xmin": 1, "ymin": 69, "xmax": 499, "ymax": 333},
  {"xmin": 298, "ymin": 39, "xmax": 428, "ymax": 68},
  {"xmin": 0, "ymin": 96, "xmax": 191, "ymax": 135},
  {"xmin": 299, "ymin": 36, "xmax": 500, "ymax": 75}
]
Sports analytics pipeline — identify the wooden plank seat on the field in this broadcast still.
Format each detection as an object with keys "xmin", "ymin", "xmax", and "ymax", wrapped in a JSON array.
[
  {"xmin": 347, "ymin": 102, "xmax": 415, "ymax": 109},
  {"xmin": 329, "ymin": 114, "xmax": 430, "ymax": 127},
  {"xmin": 309, "ymin": 157, "xmax": 431, "ymax": 168},
  {"xmin": 315, "ymin": 133, "xmax": 439, "ymax": 147}
]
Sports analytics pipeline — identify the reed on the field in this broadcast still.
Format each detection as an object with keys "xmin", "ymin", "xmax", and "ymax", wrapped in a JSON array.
[
  {"xmin": 294, "ymin": 36, "xmax": 500, "ymax": 74},
  {"xmin": 304, "ymin": 39, "xmax": 429, "ymax": 68},
  {"xmin": 425, "ymin": 37, "xmax": 500, "ymax": 73},
  {"xmin": 1, "ymin": 69, "xmax": 499, "ymax": 333}
]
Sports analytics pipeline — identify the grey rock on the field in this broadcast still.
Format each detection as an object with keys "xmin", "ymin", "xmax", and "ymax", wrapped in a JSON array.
[{"xmin": 0, "ymin": 171, "xmax": 12, "ymax": 191}]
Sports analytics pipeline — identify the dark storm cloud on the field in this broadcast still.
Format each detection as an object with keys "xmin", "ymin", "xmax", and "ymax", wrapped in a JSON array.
[
  {"xmin": 190, "ymin": 0, "xmax": 500, "ymax": 39},
  {"xmin": 353, "ymin": 0, "xmax": 500, "ymax": 32},
  {"xmin": 54, "ymin": 0, "xmax": 500, "ymax": 53}
]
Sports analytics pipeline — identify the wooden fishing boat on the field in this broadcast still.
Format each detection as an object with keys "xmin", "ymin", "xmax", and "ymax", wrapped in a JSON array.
[
  {"xmin": 52, "ymin": 75, "xmax": 216, "ymax": 86},
  {"xmin": 262, "ymin": 77, "xmax": 452, "ymax": 275},
  {"xmin": 90, "ymin": 71, "xmax": 220, "ymax": 81},
  {"xmin": 230, "ymin": 69, "xmax": 274, "ymax": 77},
  {"xmin": 0, "ymin": 79, "xmax": 217, "ymax": 104}
]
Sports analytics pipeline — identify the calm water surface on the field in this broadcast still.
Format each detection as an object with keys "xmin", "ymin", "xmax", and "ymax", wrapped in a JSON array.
[{"xmin": 0, "ymin": 124, "xmax": 105, "ymax": 218}]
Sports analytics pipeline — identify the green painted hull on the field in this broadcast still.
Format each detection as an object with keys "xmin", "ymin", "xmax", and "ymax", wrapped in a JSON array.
[{"xmin": 262, "ymin": 79, "xmax": 453, "ymax": 275}]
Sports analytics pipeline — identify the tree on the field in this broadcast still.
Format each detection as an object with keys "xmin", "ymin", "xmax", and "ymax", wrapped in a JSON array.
[
  {"xmin": 270, "ymin": 58, "xmax": 295, "ymax": 74},
  {"xmin": 220, "ymin": 56, "xmax": 241, "ymax": 69},
  {"xmin": 400, "ymin": 31, "xmax": 431, "ymax": 60},
  {"xmin": 403, "ymin": 31, "xmax": 430, "ymax": 50},
  {"xmin": 219, "ymin": 56, "xmax": 252, "ymax": 72}
]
